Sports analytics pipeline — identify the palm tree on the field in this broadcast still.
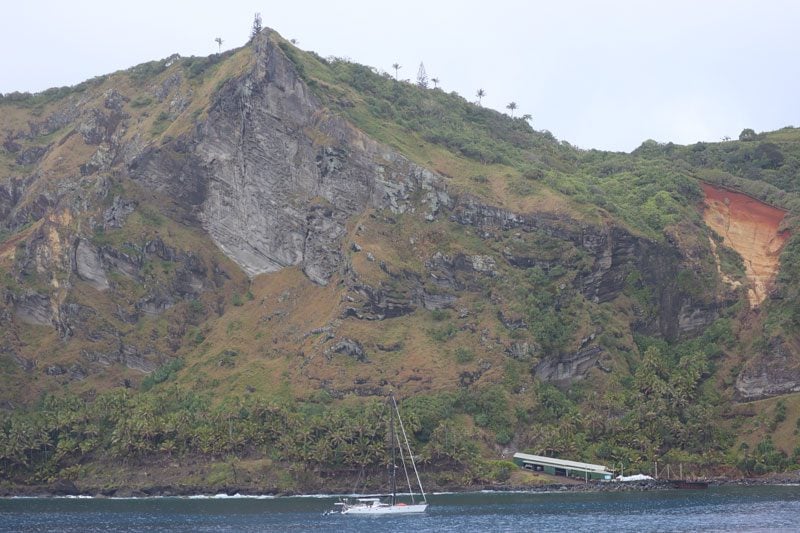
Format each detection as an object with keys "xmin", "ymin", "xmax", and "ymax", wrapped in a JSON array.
[
  {"xmin": 329, "ymin": 425, "xmax": 350, "ymax": 464},
  {"xmin": 159, "ymin": 439, "xmax": 177, "ymax": 457},
  {"xmin": 431, "ymin": 77, "xmax": 440, "ymax": 89},
  {"xmin": 476, "ymin": 89, "xmax": 485, "ymax": 106},
  {"xmin": 214, "ymin": 37, "xmax": 223, "ymax": 53},
  {"xmin": 4, "ymin": 427, "xmax": 25, "ymax": 470},
  {"xmin": 506, "ymin": 102, "xmax": 517, "ymax": 117},
  {"xmin": 522, "ymin": 113, "xmax": 532, "ymax": 122},
  {"xmin": 392, "ymin": 63, "xmax": 401, "ymax": 80}
]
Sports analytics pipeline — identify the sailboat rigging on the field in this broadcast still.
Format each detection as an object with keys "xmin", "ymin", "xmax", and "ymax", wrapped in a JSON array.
[{"xmin": 331, "ymin": 394, "xmax": 428, "ymax": 515}]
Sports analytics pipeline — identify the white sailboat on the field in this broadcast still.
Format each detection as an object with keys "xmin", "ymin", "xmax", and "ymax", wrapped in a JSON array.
[{"xmin": 333, "ymin": 394, "xmax": 428, "ymax": 515}]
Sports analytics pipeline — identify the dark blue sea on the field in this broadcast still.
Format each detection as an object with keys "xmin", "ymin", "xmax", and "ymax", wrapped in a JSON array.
[{"xmin": 2, "ymin": 486, "xmax": 799, "ymax": 532}]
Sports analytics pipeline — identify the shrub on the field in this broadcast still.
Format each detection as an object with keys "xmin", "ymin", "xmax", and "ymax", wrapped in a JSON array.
[
  {"xmin": 130, "ymin": 96, "xmax": 153, "ymax": 108},
  {"xmin": 455, "ymin": 347, "xmax": 475, "ymax": 364},
  {"xmin": 188, "ymin": 299, "xmax": 205, "ymax": 317},
  {"xmin": 226, "ymin": 320, "xmax": 242, "ymax": 335},
  {"xmin": 182, "ymin": 54, "xmax": 224, "ymax": 80},
  {"xmin": 770, "ymin": 400, "xmax": 787, "ymax": 430},
  {"xmin": 495, "ymin": 430, "xmax": 513, "ymax": 446},
  {"xmin": 430, "ymin": 309, "xmax": 449, "ymax": 321},
  {"xmin": 138, "ymin": 207, "xmax": 164, "ymax": 226},
  {"xmin": 429, "ymin": 323, "xmax": 457, "ymax": 342},
  {"xmin": 486, "ymin": 459, "xmax": 516, "ymax": 481},
  {"xmin": 739, "ymin": 128, "xmax": 758, "ymax": 141},
  {"xmin": 192, "ymin": 329, "xmax": 205, "ymax": 345},
  {"xmin": 141, "ymin": 358, "xmax": 184, "ymax": 391},
  {"xmin": 401, "ymin": 392, "xmax": 457, "ymax": 442},
  {"xmin": 151, "ymin": 111, "xmax": 172, "ymax": 136}
]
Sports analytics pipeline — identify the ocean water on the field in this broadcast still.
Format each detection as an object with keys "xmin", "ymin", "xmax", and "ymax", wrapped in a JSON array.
[{"xmin": 1, "ymin": 485, "xmax": 799, "ymax": 532}]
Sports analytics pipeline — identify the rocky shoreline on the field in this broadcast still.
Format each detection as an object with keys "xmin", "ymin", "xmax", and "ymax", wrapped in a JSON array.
[{"xmin": 3, "ymin": 473, "xmax": 798, "ymax": 498}]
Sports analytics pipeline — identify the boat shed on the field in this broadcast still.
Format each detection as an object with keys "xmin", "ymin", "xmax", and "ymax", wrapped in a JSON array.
[{"xmin": 513, "ymin": 453, "xmax": 613, "ymax": 481}]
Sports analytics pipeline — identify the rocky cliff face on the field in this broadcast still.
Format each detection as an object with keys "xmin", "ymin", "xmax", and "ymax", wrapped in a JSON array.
[
  {"xmin": 735, "ymin": 335, "xmax": 800, "ymax": 400},
  {"xmin": 447, "ymin": 195, "xmax": 718, "ymax": 341},
  {"xmin": 0, "ymin": 31, "xmax": 458, "ymax": 396},
  {"xmin": 133, "ymin": 33, "xmax": 446, "ymax": 286},
  {"xmin": 0, "ymin": 28, "xmax": 793, "ymax": 407}
]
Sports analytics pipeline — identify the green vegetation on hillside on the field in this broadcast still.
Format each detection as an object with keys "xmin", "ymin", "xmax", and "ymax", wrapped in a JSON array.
[{"xmin": 278, "ymin": 40, "xmax": 718, "ymax": 241}]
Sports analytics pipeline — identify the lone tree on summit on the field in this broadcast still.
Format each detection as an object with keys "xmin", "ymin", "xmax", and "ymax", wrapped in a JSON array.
[
  {"xmin": 739, "ymin": 128, "xmax": 757, "ymax": 141},
  {"xmin": 392, "ymin": 63, "xmax": 401, "ymax": 80},
  {"xmin": 250, "ymin": 13, "xmax": 262, "ymax": 41},
  {"xmin": 476, "ymin": 89, "xmax": 485, "ymax": 105},
  {"xmin": 214, "ymin": 37, "xmax": 223, "ymax": 52},
  {"xmin": 417, "ymin": 62, "xmax": 428, "ymax": 88}
]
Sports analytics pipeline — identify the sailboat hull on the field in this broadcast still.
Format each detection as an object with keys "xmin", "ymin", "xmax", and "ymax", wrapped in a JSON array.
[{"xmin": 341, "ymin": 503, "xmax": 428, "ymax": 515}]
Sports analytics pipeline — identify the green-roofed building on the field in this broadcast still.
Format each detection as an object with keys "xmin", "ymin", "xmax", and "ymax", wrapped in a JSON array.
[{"xmin": 513, "ymin": 452, "xmax": 614, "ymax": 481}]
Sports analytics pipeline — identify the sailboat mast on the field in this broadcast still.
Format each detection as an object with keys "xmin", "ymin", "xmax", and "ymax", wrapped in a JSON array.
[
  {"xmin": 393, "ymin": 394, "xmax": 427, "ymax": 504},
  {"xmin": 390, "ymin": 394, "xmax": 397, "ymax": 505}
]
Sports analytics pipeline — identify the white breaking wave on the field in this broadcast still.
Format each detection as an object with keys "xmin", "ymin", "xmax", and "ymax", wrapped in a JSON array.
[{"xmin": 186, "ymin": 494, "xmax": 276, "ymax": 499}]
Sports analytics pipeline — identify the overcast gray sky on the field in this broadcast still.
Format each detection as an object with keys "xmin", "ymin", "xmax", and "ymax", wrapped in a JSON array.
[{"xmin": 2, "ymin": 0, "xmax": 798, "ymax": 152}]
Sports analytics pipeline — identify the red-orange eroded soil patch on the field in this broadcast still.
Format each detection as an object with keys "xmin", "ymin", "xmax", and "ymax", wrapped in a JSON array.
[{"xmin": 701, "ymin": 183, "xmax": 789, "ymax": 307}]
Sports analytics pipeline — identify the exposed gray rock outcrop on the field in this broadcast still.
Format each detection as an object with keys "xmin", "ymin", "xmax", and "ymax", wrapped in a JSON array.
[
  {"xmin": 425, "ymin": 251, "xmax": 497, "ymax": 292},
  {"xmin": 69, "ymin": 364, "xmax": 88, "ymax": 380},
  {"xmin": 152, "ymin": 71, "xmax": 183, "ymax": 102},
  {"xmin": 173, "ymin": 259, "xmax": 207, "ymax": 297},
  {"xmin": 535, "ymin": 345, "xmax": 604, "ymax": 381},
  {"xmin": 9, "ymin": 350, "xmax": 36, "ymax": 372},
  {"xmin": 677, "ymin": 300, "xmax": 719, "ymax": 336},
  {"xmin": 74, "ymin": 238, "xmax": 109, "ymax": 290},
  {"xmin": 82, "ymin": 343, "xmax": 159, "ymax": 373},
  {"xmin": 58, "ymin": 303, "xmax": 96, "ymax": 339},
  {"xmin": 0, "ymin": 181, "xmax": 21, "ymax": 223},
  {"xmin": 421, "ymin": 290, "xmax": 457, "ymax": 310},
  {"xmin": 15, "ymin": 145, "xmax": 49, "ymax": 166},
  {"xmin": 45, "ymin": 364, "xmax": 66, "ymax": 376},
  {"xmin": 735, "ymin": 337, "xmax": 800, "ymax": 400},
  {"xmin": 128, "ymin": 30, "xmax": 449, "ymax": 287},
  {"xmin": 376, "ymin": 341, "xmax": 403, "ymax": 352},
  {"xmin": 505, "ymin": 341, "xmax": 536, "ymax": 361},
  {"xmin": 343, "ymin": 282, "xmax": 417, "ymax": 320},
  {"xmin": 136, "ymin": 291, "xmax": 175, "ymax": 316},
  {"xmin": 326, "ymin": 338, "xmax": 367, "ymax": 362},
  {"xmin": 13, "ymin": 291, "xmax": 54, "ymax": 326},
  {"xmin": 103, "ymin": 195, "xmax": 136, "ymax": 228}
]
